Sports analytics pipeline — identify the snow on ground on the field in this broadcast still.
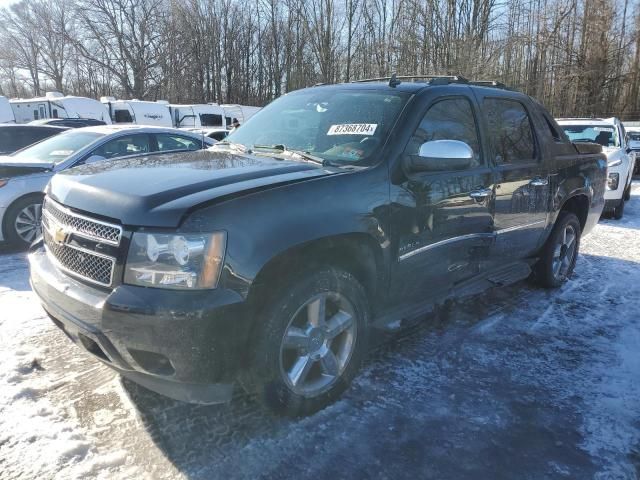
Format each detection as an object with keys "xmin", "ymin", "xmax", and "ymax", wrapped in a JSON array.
[{"xmin": 1, "ymin": 182, "xmax": 640, "ymax": 479}]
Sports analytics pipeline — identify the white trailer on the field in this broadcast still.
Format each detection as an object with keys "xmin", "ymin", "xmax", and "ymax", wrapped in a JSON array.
[
  {"xmin": 0, "ymin": 96, "xmax": 15, "ymax": 123},
  {"xmin": 169, "ymin": 104, "xmax": 227, "ymax": 129},
  {"xmin": 220, "ymin": 104, "xmax": 261, "ymax": 126},
  {"xmin": 10, "ymin": 92, "xmax": 111, "ymax": 124},
  {"xmin": 101, "ymin": 97, "xmax": 172, "ymax": 127}
]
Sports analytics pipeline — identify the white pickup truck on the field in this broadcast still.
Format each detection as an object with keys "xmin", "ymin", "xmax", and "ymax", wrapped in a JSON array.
[{"xmin": 557, "ymin": 117, "xmax": 634, "ymax": 219}]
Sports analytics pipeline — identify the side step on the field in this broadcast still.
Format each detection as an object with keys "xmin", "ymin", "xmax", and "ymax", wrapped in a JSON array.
[{"xmin": 453, "ymin": 261, "xmax": 532, "ymax": 300}]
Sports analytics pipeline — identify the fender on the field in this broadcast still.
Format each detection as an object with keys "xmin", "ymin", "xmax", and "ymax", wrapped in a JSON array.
[{"xmin": 180, "ymin": 163, "xmax": 393, "ymax": 300}]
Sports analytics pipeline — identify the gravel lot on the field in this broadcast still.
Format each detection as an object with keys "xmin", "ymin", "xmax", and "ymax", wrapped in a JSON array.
[{"xmin": 1, "ymin": 182, "xmax": 639, "ymax": 480}]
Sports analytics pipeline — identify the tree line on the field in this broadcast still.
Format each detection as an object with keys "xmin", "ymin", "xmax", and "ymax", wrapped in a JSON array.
[{"xmin": 0, "ymin": 0, "xmax": 638, "ymax": 119}]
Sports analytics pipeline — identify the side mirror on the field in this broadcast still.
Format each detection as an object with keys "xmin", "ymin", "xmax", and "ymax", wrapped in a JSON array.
[
  {"xmin": 84, "ymin": 154, "xmax": 106, "ymax": 164},
  {"xmin": 405, "ymin": 140, "xmax": 473, "ymax": 173}
]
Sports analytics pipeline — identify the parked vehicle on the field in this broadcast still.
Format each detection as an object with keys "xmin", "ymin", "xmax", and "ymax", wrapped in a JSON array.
[
  {"xmin": 0, "ymin": 96, "xmax": 16, "ymax": 123},
  {"xmin": 0, "ymin": 125, "xmax": 68, "ymax": 155},
  {"xmin": 557, "ymin": 117, "xmax": 634, "ymax": 219},
  {"xmin": 101, "ymin": 97, "xmax": 173, "ymax": 127},
  {"xmin": 1, "ymin": 126, "xmax": 213, "ymax": 247},
  {"xmin": 10, "ymin": 92, "xmax": 112, "ymax": 124},
  {"xmin": 29, "ymin": 77, "xmax": 606, "ymax": 416},
  {"xmin": 30, "ymin": 118, "xmax": 107, "ymax": 128},
  {"xmin": 170, "ymin": 104, "xmax": 226, "ymax": 129},
  {"xmin": 219, "ymin": 104, "xmax": 261, "ymax": 125},
  {"xmin": 183, "ymin": 127, "xmax": 229, "ymax": 142},
  {"xmin": 625, "ymin": 128, "xmax": 640, "ymax": 174}
]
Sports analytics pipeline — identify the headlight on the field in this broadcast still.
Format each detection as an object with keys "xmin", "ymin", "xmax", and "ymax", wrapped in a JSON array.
[
  {"xmin": 124, "ymin": 231, "xmax": 226, "ymax": 290},
  {"xmin": 607, "ymin": 173, "xmax": 619, "ymax": 190},
  {"xmin": 607, "ymin": 158, "xmax": 622, "ymax": 167}
]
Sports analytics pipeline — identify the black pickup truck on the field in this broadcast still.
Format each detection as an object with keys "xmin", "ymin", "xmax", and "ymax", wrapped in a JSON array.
[{"xmin": 29, "ymin": 77, "xmax": 607, "ymax": 416}]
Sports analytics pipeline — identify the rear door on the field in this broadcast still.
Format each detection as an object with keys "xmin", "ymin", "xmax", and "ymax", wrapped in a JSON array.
[
  {"xmin": 474, "ymin": 91, "xmax": 549, "ymax": 261},
  {"xmin": 389, "ymin": 91, "xmax": 495, "ymax": 304}
]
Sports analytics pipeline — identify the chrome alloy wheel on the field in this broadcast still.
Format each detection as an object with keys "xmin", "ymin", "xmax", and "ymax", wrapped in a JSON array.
[
  {"xmin": 14, "ymin": 203, "xmax": 42, "ymax": 243},
  {"xmin": 552, "ymin": 224, "xmax": 577, "ymax": 280},
  {"xmin": 279, "ymin": 292, "xmax": 357, "ymax": 397}
]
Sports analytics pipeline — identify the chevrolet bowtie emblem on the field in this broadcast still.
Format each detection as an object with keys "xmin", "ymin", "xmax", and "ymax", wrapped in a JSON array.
[{"xmin": 53, "ymin": 226, "xmax": 70, "ymax": 245}]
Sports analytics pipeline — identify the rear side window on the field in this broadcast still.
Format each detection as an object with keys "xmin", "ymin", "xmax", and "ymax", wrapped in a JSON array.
[
  {"xmin": 406, "ymin": 97, "xmax": 482, "ymax": 166},
  {"xmin": 209, "ymin": 131, "xmax": 228, "ymax": 142},
  {"xmin": 542, "ymin": 114, "xmax": 564, "ymax": 142},
  {"xmin": 484, "ymin": 98, "xmax": 536, "ymax": 164}
]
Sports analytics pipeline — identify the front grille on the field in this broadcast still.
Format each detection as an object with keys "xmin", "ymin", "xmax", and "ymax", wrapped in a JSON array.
[
  {"xmin": 43, "ymin": 229, "xmax": 115, "ymax": 287},
  {"xmin": 41, "ymin": 197, "xmax": 120, "ymax": 287},
  {"xmin": 43, "ymin": 198, "xmax": 122, "ymax": 245}
]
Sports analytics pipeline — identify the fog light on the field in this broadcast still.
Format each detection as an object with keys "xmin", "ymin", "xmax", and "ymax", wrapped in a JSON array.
[{"xmin": 607, "ymin": 173, "xmax": 619, "ymax": 190}]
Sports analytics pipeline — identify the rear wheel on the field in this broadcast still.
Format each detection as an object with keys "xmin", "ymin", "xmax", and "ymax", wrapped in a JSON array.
[
  {"xmin": 249, "ymin": 268, "xmax": 369, "ymax": 416},
  {"xmin": 3, "ymin": 196, "xmax": 43, "ymax": 249},
  {"xmin": 623, "ymin": 182, "xmax": 631, "ymax": 201},
  {"xmin": 535, "ymin": 211, "xmax": 581, "ymax": 288}
]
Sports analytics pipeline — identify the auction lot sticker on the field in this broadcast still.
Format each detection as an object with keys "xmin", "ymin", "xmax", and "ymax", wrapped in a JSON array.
[{"xmin": 327, "ymin": 124, "xmax": 377, "ymax": 135}]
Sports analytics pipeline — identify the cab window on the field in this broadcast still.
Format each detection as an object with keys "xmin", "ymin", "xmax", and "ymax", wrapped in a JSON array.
[{"xmin": 406, "ymin": 97, "xmax": 482, "ymax": 167}]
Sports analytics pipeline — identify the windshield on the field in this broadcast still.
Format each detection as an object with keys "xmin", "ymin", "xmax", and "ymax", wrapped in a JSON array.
[
  {"xmin": 10, "ymin": 131, "xmax": 103, "ymax": 164},
  {"xmin": 225, "ymin": 89, "xmax": 410, "ymax": 165},
  {"xmin": 561, "ymin": 124, "xmax": 620, "ymax": 148}
]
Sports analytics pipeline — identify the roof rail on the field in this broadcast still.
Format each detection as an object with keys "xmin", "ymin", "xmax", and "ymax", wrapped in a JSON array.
[
  {"xmin": 351, "ymin": 74, "xmax": 469, "ymax": 86},
  {"xmin": 470, "ymin": 80, "xmax": 512, "ymax": 90}
]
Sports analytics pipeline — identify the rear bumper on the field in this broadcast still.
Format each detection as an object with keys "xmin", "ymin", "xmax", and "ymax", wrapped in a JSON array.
[{"xmin": 29, "ymin": 245, "xmax": 251, "ymax": 404}]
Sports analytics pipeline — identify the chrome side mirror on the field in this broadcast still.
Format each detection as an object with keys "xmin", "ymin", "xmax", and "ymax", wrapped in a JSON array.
[{"xmin": 406, "ymin": 140, "xmax": 474, "ymax": 173}]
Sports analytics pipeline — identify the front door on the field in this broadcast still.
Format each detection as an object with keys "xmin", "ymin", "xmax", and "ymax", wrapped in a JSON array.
[
  {"xmin": 475, "ymin": 93, "xmax": 549, "ymax": 262},
  {"xmin": 38, "ymin": 104, "xmax": 47, "ymax": 120},
  {"xmin": 389, "ymin": 94, "xmax": 495, "ymax": 304}
]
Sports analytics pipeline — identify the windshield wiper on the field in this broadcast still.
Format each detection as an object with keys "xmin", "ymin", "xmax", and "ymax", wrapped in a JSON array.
[{"xmin": 251, "ymin": 144, "xmax": 326, "ymax": 165}]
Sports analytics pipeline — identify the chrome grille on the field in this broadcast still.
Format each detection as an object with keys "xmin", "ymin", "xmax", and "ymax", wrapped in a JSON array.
[
  {"xmin": 43, "ymin": 229, "xmax": 115, "ymax": 287},
  {"xmin": 41, "ymin": 196, "xmax": 120, "ymax": 287},
  {"xmin": 43, "ymin": 198, "xmax": 122, "ymax": 245}
]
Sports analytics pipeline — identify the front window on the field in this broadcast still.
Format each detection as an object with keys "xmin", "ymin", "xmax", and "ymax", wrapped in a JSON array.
[
  {"xmin": 10, "ymin": 131, "xmax": 103, "ymax": 164},
  {"xmin": 561, "ymin": 124, "xmax": 620, "ymax": 148},
  {"xmin": 224, "ymin": 89, "xmax": 410, "ymax": 165}
]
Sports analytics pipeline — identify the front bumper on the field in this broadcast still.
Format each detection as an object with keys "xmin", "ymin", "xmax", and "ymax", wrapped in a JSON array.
[{"xmin": 29, "ymin": 245, "xmax": 250, "ymax": 404}]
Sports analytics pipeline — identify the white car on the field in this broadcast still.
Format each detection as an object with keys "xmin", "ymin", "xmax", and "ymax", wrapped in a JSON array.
[
  {"xmin": 0, "ymin": 125, "xmax": 214, "ymax": 248},
  {"xmin": 557, "ymin": 117, "xmax": 634, "ymax": 219}
]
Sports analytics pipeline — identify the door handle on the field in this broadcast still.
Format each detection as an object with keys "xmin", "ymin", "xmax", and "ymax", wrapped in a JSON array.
[
  {"xmin": 530, "ymin": 177, "xmax": 549, "ymax": 186},
  {"xmin": 469, "ymin": 188, "xmax": 492, "ymax": 201}
]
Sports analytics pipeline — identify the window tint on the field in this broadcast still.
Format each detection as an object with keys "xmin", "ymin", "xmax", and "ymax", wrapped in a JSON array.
[
  {"xmin": 92, "ymin": 134, "xmax": 150, "ymax": 159},
  {"xmin": 485, "ymin": 99, "xmax": 536, "ymax": 164},
  {"xmin": 200, "ymin": 114, "xmax": 223, "ymax": 127},
  {"xmin": 406, "ymin": 97, "xmax": 482, "ymax": 167},
  {"xmin": 155, "ymin": 134, "xmax": 201, "ymax": 152},
  {"xmin": 114, "ymin": 109, "xmax": 133, "ymax": 123}
]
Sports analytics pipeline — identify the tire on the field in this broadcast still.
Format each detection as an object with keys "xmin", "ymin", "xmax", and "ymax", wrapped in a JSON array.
[
  {"xmin": 535, "ymin": 211, "xmax": 581, "ymax": 289},
  {"xmin": 3, "ymin": 195, "xmax": 44, "ymax": 249},
  {"xmin": 249, "ymin": 268, "xmax": 369, "ymax": 416},
  {"xmin": 613, "ymin": 197, "xmax": 625, "ymax": 220},
  {"xmin": 623, "ymin": 183, "xmax": 631, "ymax": 202}
]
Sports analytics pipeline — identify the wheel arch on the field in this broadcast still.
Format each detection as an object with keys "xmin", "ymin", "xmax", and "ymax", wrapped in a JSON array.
[
  {"xmin": 558, "ymin": 193, "xmax": 589, "ymax": 231},
  {"xmin": 248, "ymin": 232, "xmax": 385, "ymax": 309},
  {"xmin": 1, "ymin": 190, "xmax": 45, "ymax": 240}
]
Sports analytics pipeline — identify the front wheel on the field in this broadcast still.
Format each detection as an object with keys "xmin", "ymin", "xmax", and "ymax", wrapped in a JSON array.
[
  {"xmin": 535, "ymin": 211, "xmax": 581, "ymax": 288},
  {"xmin": 3, "ymin": 196, "xmax": 43, "ymax": 249},
  {"xmin": 250, "ymin": 268, "xmax": 369, "ymax": 416}
]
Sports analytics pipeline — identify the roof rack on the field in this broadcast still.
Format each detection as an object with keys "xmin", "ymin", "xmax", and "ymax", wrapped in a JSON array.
[
  {"xmin": 351, "ymin": 74, "xmax": 469, "ymax": 87},
  {"xmin": 470, "ymin": 80, "xmax": 511, "ymax": 90}
]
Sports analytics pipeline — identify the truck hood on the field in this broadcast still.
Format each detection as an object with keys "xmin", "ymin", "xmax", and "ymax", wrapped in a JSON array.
[{"xmin": 48, "ymin": 149, "xmax": 337, "ymax": 227}]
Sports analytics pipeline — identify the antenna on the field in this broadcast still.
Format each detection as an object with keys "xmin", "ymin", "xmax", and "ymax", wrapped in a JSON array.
[{"xmin": 388, "ymin": 74, "xmax": 401, "ymax": 88}]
